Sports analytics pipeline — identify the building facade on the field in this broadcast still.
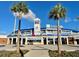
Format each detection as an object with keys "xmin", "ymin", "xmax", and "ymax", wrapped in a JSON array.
[
  {"xmin": 7, "ymin": 24, "xmax": 79, "ymax": 45},
  {"xmin": 6, "ymin": 17, "xmax": 79, "ymax": 45}
]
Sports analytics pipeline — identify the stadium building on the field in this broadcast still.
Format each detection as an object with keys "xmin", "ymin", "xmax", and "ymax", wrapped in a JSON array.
[{"xmin": 7, "ymin": 18, "xmax": 79, "ymax": 45}]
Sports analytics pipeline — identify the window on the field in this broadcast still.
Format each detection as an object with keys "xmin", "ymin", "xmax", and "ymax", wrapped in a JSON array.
[
  {"xmin": 48, "ymin": 38, "xmax": 53, "ymax": 44},
  {"xmin": 27, "ymin": 40, "xmax": 41, "ymax": 42},
  {"xmin": 48, "ymin": 38, "xmax": 53, "ymax": 40},
  {"xmin": 27, "ymin": 40, "xmax": 33, "ymax": 42},
  {"xmin": 33, "ymin": 40, "xmax": 41, "ymax": 42}
]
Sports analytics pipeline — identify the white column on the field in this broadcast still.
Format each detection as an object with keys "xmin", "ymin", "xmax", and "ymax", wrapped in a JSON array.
[
  {"xmin": 60, "ymin": 37, "xmax": 62, "ymax": 45},
  {"xmin": 11, "ymin": 38, "xmax": 13, "ymax": 45},
  {"xmin": 25, "ymin": 37, "xmax": 27, "ymax": 45},
  {"xmin": 47, "ymin": 37, "xmax": 48, "ymax": 45},
  {"xmin": 74, "ymin": 40, "xmax": 77, "ymax": 45},
  {"xmin": 7, "ymin": 38, "xmax": 10, "ymax": 44},
  {"xmin": 67, "ymin": 38, "xmax": 69, "ymax": 45},
  {"xmin": 53, "ymin": 38, "xmax": 55, "ymax": 45},
  {"xmin": 21, "ymin": 38, "xmax": 23, "ymax": 45},
  {"xmin": 41, "ymin": 37, "xmax": 43, "ymax": 44}
]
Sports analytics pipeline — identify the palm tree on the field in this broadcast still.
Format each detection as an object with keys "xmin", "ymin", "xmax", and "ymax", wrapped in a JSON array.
[
  {"xmin": 11, "ymin": 2, "xmax": 28, "ymax": 53},
  {"xmin": 49, "ymin": 3, "xmax": 66, "ymax": 56}
]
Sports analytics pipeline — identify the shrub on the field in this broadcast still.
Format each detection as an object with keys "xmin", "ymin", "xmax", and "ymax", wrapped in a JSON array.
[
  {"xmin": 0, "ymin": 50, "xmax": 29, "ymax": 57},
  {"xmin": 48, "ymin": 50, "xmax": 79, "ymax": 57}
]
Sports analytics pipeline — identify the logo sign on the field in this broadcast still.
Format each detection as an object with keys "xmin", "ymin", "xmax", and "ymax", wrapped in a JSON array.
[{"xmin": 35, "ymin": 20, "xmax": 39, "ymax": 24}]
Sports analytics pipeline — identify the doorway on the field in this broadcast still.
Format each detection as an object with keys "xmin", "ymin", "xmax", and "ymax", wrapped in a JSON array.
[
  {"xmin": 27, "ymin": 40, "xmax": 33, "ymax": 45},
  {"xmin": 23, "ymin": 38, "xmax": 25, "ymax": 45},
  {"xmin": 48, "ymin": 38, "xmax": 53, "ymax": 45},
  {"xmin": 61, "ymin": 38, "xmax": 67, "ymax": 44},
  {"xmin": 9, "ymin": 38, "xmax": 12, "ymax": 44},
  {"xmin": 13, "ymin": 38, "xmax": 16, "ymax": 44},
  {"xmin": 68, "ymin": 37, "xmax": 74, "ymax": 44},
  {"xmin": 55, "ymin": 38, "xmax": 58, "ymax": 44},
  {"xmin": 76, "ymin": 39, "xmax": 79, "ymax": 44},
  {"xmin": 19, "ymin": 38, "xmax": 21, "ymax": 45},
  {"xmin": 43, "ymin": 37, "xmax": 47, "ymax": 45}
]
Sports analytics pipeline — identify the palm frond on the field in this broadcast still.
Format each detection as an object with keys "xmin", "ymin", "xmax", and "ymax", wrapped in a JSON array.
[
  {"xmin": 11, "ymin": 2, "xmax": 28, "ymax": 14},
  {"xmin": 49, "ymin": 3, "xmax": 66, "ymax": 20}
]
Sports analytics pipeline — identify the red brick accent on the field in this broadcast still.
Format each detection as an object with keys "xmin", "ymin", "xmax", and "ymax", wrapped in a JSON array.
[{"xmin": 0, "ymin": 38, "xmax": 7, "ymax": 44}]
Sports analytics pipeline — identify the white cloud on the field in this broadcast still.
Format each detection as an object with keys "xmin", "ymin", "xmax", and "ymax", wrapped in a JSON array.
[
  {"xmin": 23, "ymin": 9, "xmax": 36, "ymax": 20},
  {"xmin": 13, "ymin": 9, "xmax": 36, "ymax": 20},
  {"xmin": 64, "ymin": 17, "xmax": 72, "ymax": 23},
  {"xmin": 73, "ymin": 19, "xmax": 78, "ymax": 21}
]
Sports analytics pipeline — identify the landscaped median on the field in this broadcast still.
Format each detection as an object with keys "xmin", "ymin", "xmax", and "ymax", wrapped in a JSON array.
[
  {"xmin": 48, "ymin": 50, "xmax": 79, "ymax": 57},
  {"xmin": 0, "ymin": 50, "xmax": 29, "ymax": 57}
]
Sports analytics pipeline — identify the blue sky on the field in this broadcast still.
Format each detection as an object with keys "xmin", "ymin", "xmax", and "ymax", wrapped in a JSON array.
[{"xmin": 0, "ymin": 1, "xmax": 79, "ymax": 34}]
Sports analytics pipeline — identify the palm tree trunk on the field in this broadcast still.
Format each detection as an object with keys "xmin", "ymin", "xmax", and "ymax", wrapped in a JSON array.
[
  {"xmin": 17, "ymin": 19, "xmax": 21, "ymax": 53},
  {"xmin": 57, "ymin": 19, "xmax": 61, "ymax": 56}
]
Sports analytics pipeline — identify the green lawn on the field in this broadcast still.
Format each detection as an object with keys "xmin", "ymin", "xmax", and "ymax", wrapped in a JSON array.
[
  {"xmin": 0, "ymin": 50, "xmax": 29, "ymax": 57},
  {"xmin": 48, "ymin": 50, "xmax": 79, "ymax": 57}
]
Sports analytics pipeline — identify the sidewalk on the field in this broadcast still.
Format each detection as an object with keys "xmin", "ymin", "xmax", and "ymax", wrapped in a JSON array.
[{"xmin": 24, "ymin": 50, "xmax": 49, "ymax": 57}]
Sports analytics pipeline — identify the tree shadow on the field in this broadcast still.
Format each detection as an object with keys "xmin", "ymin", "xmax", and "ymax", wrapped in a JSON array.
[{"xmin": 20, "ymin": 49, "xmax": 24, "ymax": 57}]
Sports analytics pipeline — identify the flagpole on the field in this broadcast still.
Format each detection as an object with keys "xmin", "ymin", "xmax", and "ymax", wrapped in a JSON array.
[{"xmin": 14, "ymin": 15, "xmax": 16, "ymax": 34}]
